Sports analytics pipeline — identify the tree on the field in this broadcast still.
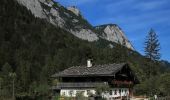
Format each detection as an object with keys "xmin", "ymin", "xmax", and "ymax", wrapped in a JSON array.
[
  {"xmin": 144, "ymin": 28, "xmax": 161, "ymax": 61},
  {"xmin": 95, "ymin": 84, "xmax": 110, "ymax": 96},
  {"xmin": 16, "ymin": 60, "xmax": 31, "ymax": 92},
  {"xmin": 1, "ymin": 63, "xmax": 13, "ymax": 76},
  {"xmin": 0, "ymin": 63, "xmax": 14, "ymax": 98},
  {"xmin": 0, "ymin": 77, "xmax": 3, "ymax": 97},
  {"xmin": 144, "ymin": 29, "xmax": 161, "ymax": 95},
  {"xmin": 158, "ymin": 73, "xmax": 170, "ymax": 96},
  {"xmin": 9, "ymin": 72, "xmax": 16, "ymax": 100}
]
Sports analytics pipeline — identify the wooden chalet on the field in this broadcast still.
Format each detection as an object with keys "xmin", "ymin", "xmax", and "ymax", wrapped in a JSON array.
[{"xmin": 52, "ymin": 60, "xmax": 139, "ymax": 99}]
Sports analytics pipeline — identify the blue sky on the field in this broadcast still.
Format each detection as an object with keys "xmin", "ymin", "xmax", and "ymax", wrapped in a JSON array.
[{"xmin": 55, "ymin": 0, "xmax": 170, "ymax": 61}]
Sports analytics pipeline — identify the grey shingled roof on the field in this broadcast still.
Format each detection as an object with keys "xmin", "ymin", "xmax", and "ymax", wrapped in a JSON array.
[{"xmin": 52, "ymin": 63, "xmax": 127, "ymax": 77}]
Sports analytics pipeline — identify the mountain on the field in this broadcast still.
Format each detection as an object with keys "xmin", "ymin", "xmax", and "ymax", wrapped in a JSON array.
[
  {"xmin": 95, "ymin": 24, "xmax": 134, "ymax": 49},
  {"xmin": 67, "ymin": 6, "xmax": 81, "ymax": 16},
  {"xmin": 16, "ymin": 0, "xmax": 134, "ymax": 49},
  {"xmin": 0, "ymin": 0, "xmax": 169, "ymax": 98},
  {"xmin": 16, "ymin": 0, "xmax": 99, "ymax": 42}
]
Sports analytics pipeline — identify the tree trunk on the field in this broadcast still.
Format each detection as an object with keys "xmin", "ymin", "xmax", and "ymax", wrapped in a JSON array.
[{"xmin": 12, "ymin": 79, "xmax": 15, "ymax": 100}]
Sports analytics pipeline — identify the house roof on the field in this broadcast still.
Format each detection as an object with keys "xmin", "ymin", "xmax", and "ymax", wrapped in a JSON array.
[{"xmin": 52, "ymin": 63, "xmax": 128, "ymax": 77}]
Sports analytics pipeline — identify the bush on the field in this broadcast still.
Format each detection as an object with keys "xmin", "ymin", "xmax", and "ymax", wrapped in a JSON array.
[{"xmin": 75, "ymin": 92, "xmax": 87, "ymax": 100}]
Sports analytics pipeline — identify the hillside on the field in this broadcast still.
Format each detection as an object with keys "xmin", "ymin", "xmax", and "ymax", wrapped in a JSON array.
[
  {"xmin": 16, "ymin": 0, "xmax": 134, "ymax": 49},
  {"xmin": 0, "ymin": 0, "xmax": 169, "ymax": 99}
]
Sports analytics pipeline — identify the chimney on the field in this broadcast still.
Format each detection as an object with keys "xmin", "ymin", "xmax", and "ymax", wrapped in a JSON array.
[{"xmin": 87, "ymin": 59, "xmax": 92, "ymax": 68}]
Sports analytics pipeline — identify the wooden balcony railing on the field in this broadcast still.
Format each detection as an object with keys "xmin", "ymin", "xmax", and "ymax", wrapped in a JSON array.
[{"xmin": 52, "ymin": 82, "xmax": 108, "ymax": 89}]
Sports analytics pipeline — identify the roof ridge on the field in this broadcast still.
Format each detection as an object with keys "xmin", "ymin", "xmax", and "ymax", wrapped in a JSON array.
[{"xmin": 52, "ymin": 62, "xmax": 128, "ymax": 77}]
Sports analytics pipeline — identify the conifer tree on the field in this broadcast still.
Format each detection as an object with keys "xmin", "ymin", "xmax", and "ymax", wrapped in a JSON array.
[{"xmin": 144, "ymin": 28, "xmax": 161, "ymax": 61}]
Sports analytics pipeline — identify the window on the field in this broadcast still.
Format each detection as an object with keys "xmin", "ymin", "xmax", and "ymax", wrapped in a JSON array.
[
  {"xmin": 69, "ymin": 90, "xmax": 73, "ymax": 96},
  {"xmin": 122, "ymin": 89, "xmax": 124, "ymax": 93},
  {"xmin": 62, "ymin": 92, "xmax": 65, "ymax": 96},
  {"xmin": 87, "ymin": 90, "xmax": 91, "ymax": 96},
  {"xmin": 119, "ymin": 89, "xmax": 121, "ymax": 94},
  {"xmin": 114, "ymin": 89, "xmax": 117, "ymax": 95},
  {"xmin": 125, "ymin": 89, "xmax": 127, "ymax": 93},
  {"xmin": 109, "ymin": 90, "xmax": 112, "ymax": 95},
  {"xmin": 119, "ymin": 89, "xmax": 122, "ymax": 96}
]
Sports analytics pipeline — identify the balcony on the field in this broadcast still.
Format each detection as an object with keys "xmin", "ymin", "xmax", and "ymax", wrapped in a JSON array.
[{"xmin": 52, "ymin": 82, "xmax": 108, "ymax": 89}]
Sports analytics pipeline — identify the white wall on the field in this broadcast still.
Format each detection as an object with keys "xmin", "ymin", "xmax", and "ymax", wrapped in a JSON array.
[
  {"xmin": 60, "ymin": 88, "xmax": 129, "ymax": 98},
  {"xmin": 102, "ymin": 88, "xmax": 129, "ymax": 98},
  {"xmin": 60, "ymin": 89, "xmax": 96, "ymax": 97}
]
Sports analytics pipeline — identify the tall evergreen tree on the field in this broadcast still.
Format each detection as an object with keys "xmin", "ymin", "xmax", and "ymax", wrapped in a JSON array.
[{"xmin": 144, "ymin": 28, "xmax": 161, "ymax": 61}]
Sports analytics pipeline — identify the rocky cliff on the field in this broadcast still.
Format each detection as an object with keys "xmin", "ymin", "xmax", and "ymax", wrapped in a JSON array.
[
  {"xmin": 16, "ymin": 0, "xmax": 134, "ymax": 49},
  {"xmin": 95, "ymin": 24, "xmax": 134, "ymax": 49}
]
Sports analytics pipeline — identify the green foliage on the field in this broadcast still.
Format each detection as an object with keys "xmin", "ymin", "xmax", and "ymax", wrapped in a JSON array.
[
  {"xmin": 75, "ymin": 92, "xmax": 87, "ymax": 100},
  {"xmin": 134, "ymin": 76, "xmax": 159, "ymax": 96},
  {"xmin": 95, "ymin": 84, "xmax": 110, "ymax": 95},
  {"xmin": 1, "ymin": 63, "xmax": 13, "ymax": 76},
  {"xmin": 29, "ymin": 82, "xmax": 50, "ymax": 97},
  {"xmin": 0, "ymin": 63, "xmax": 13, "ymax": 97},
  {"xmin": 135, "ymin": 74, "xmax": 170, "ymax": 96},
  {"xmin": 159, "ymin": 60, "xmax": 170, "ymax": 73},
  {"xmin": 36, "ymin": 84, "xmax": 50, "ymax": 95},
  {"xmin": 157, "ymin": 73, "xmax": 170, "ymax": 96},
  {"xmin": 29, "ymin": 81, "xmax": 37, "ymax": 96},
  {"xmin": 0, "ymin": 0, "xmax": 169, "ymax": 98},
  {"xmin": 53, "ymin": 95, "xmax": 60, "ymax": 100},
  {"xmin": 144, "ymin": 28, "xmax": 161, "ymax": 61},
  {"xmin": 16, "ymin": 60, "xmax": 31, "ymax": 92},
  {"xmin": 52, "ymin": 79, "xmax": 59, "ymax": 86}
]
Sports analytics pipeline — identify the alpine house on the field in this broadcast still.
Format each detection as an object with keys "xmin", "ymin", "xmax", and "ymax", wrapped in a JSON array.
[{"xmin": 52, "ymin": 60, "xmax": 139, "ymax": 99}]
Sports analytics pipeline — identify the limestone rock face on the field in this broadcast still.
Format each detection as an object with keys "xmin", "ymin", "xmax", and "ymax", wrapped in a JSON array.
[
  {"xmin": 16, "ymin": 0, "xmax": 98, "ymax": 41},
  {"xmin": 48, "ymin": 8, "xmax": 65, "ymax": 27},
  {"xmin": 16, "ymin": 0, "xmax": 134, "ymax": 49},
  {"xmin": 70, "ymin": 29, "xmax": 98, "ymax": 41},
  {"xmin": 95, "ymin": 24, "xmax": 134, "ymax": 50},
  {"xmin": 17, "ymin": 0, "xmax": 46, "ymax": 18},
  {"xmin": 67, "ymin": 6, "xmax": 80, "ymax": 16}
]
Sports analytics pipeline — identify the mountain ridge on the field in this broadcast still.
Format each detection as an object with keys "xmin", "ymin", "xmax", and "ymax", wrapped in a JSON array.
[
  {"xmin": 1, "ymin": 0, "xmax": 170, "ymax": 98},
  {"xmin": 95, "ymin": 24, "xmax": 134, "ymax": 49},
  {"xmin": 16, "ymin": 0, "xmax": 134, "ymax": 50}
]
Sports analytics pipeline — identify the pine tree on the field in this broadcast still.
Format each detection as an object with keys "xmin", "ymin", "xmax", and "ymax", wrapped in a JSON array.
[
  {"xmin": 144, "ymin": 28, "xmax": 161, "ymax": 61},
  {"xmin": 1, "ymin": 63, "xmax": 13, "ymax": 97}
]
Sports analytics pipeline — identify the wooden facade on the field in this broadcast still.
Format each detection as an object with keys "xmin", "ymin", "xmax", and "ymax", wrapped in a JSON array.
[{"xmin": 52, "ymin": 63, "xmax": 139, "ymax": 99}]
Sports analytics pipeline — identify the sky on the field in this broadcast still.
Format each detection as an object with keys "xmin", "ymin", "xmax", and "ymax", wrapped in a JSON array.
[{"xmin": 55, "ymin": 0, "xmax": 170, "ymax": 61}]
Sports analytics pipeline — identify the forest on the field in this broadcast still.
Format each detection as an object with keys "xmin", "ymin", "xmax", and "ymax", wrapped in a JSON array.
[{"xmin": 0, "ymin": 0, "xmax": 170, "ymax": 99}]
